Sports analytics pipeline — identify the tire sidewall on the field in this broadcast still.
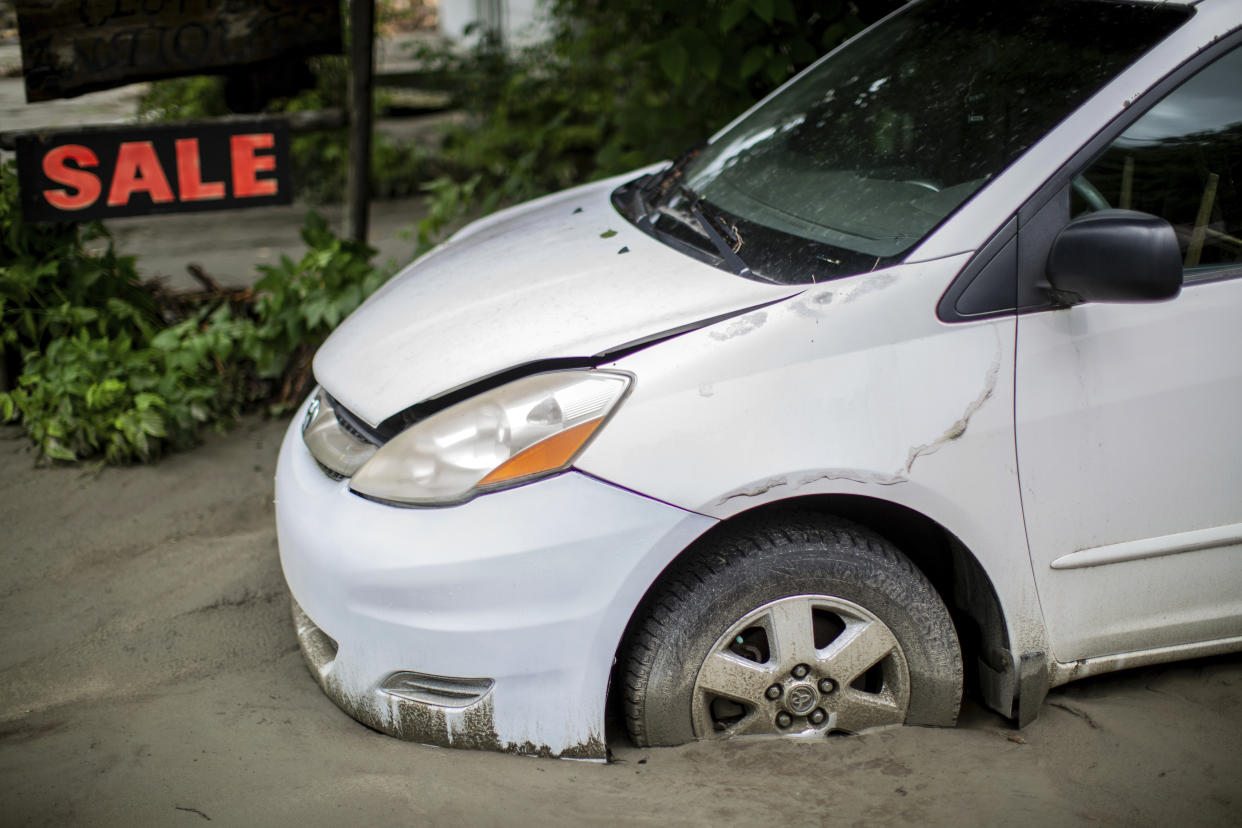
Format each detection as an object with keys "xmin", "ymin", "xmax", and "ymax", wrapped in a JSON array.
[{"xmin": 634, "ymin": 522, "xmax": 961, "ymax": 744}]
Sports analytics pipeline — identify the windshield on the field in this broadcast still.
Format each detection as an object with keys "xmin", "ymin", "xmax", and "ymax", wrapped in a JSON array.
[{"xmin": 621, "ymin": 0, "xmax": 1190, "ymax": 284}]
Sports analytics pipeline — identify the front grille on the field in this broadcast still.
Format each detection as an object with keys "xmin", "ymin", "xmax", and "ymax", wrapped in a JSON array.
[
  {"xmin": 314, "ymin": 460, "xmax": 346, "ymax": 481},
  {"xmin": 326, "ymin": 394, "xmax": 384, "ymax": 446},
  {"xmin": 335, "ymin": 411, "xmax": 370, "ymax": 444}
]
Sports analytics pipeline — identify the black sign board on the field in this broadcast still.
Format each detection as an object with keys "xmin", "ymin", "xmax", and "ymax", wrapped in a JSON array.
[
  {"xmin": 17, "ymin": 120, "xmax": 292, "ymax": 222},
  {"xmin": 16, "ymin": 0, "xmax": 342, "ymax": 102}
]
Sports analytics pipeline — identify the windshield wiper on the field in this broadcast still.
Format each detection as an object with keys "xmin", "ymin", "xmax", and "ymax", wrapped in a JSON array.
[
  {"xmin": 673, "ymin": 185, "xmax": 754, "ymax": 278},
  {"xmin": 622, "ymin": 144, "xmax": 756, "ymax": 279},
  {"xmin": 639, "ymin": 141, "xmax": 706, "ymax": 208}
]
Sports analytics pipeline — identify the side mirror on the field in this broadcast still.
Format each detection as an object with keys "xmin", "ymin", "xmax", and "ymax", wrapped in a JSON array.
[{"xmin": 1045, "ymin": 209, "xmax": 1182, "ymax": 304}]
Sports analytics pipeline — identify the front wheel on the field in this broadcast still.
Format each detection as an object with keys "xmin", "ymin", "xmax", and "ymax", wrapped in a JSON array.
[{"xmin": 621, "ymin": 515, "xmax": 963, "ymax": 746}]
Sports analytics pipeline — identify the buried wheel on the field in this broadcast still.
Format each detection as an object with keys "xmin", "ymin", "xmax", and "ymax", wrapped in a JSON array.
[{"xmin": 622, "ymin": 515, "xmax": 963, "ymax": 746}]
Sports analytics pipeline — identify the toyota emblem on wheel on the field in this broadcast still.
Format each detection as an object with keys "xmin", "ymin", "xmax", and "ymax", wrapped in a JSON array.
[{"xmin": 786, "ymin": 684, "xmax": 817, "ymax": 716}]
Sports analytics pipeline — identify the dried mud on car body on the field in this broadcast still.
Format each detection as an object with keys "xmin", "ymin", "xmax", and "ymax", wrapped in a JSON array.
[
  {"xmin": 0, "ymin": 418, "xmax": 1240, "ymax": 826},
  {"xmin": 291, "ymin": 600, "xmax": 606, "ymax": 759}
]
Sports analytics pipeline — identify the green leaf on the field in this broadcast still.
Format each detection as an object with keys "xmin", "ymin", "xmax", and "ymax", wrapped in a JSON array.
[
  {"xmin": 720, "ymin": 0, "xmax": 750, "ymax": 32},
  {"xmin": 302, "ymin": 297, "xmax": 330, "ymax": 329},
  {"xmin": 691, "ymin": 40, "xmax": 722, "ymax": 82},
  {"xmin": 765, "ymin": 53, "xmax": 790, "ymax": 85},
  {"xmin": 44, "ymin": 439, "xmax": 77, "ymax": 462},
  {"xmin": 659, "ymin": 41, "xmax": 689, "ymax": 85},
  {"xmin": 739, "ymin": 46, "xmax": 768, "ymax": 79},
  {"xmin": 821, "ymin": 22, "xmax": 848, "ymax": 50},
  {"xmin": 338, "ymin": 283, "xmax": 362, "ymax": 315},
  {"xmin": 134, "ymin": 392, "xmax": 165, "ymax": 410},
  {"xmin": 600, "ymin": 229, "xmax": 618, "ymax": 239},
  {"xmin": 139, "ymin": 408, "xmax": 166, "ymax": 438},
  {"xmin": 323, "ymin": 302, "xmax": 341, "ymax": 329},
  {"xmin": 749, "ymin": 0, "xmax": 775, "ymax": 24},
  {"xmin": 789, "ymin": 37, "xmax": 818, "ymax": 66},
  {"xmin": 71, "ymin": 306, "xmax": 100, "ymax": 325},
  {"xmin": 773, "ymin": 0, "xmax": 796, "ymax": 24},
  {"xmin": 85, "ymin": 378, "xmax": 124, "ymax": 410}
]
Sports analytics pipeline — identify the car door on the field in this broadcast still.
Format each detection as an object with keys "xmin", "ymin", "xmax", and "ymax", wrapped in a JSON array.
[{"xmin": 1016, "ymin": 43, "xmax": 1242, "ymax": 664}]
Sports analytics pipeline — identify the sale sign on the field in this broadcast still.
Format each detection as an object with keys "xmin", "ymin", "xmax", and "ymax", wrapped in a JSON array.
[{"xmin": 16, "ymin": 120, "xmax": 292, "ymax": 222}]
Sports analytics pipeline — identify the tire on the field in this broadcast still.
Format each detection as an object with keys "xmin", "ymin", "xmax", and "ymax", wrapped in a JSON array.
[{"xmin": 622, "ymin": 513, "xmax": 963, "ymax": 746}]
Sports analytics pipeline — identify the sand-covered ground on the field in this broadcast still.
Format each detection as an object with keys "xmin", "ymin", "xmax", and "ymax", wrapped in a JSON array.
[{"xmin": 1, "ymin": 416, "xmax": 1239, "ymax": 827}]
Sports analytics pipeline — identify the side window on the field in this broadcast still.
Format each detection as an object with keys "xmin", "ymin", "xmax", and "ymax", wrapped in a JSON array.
[{"xmin": 1073, "ymin": 45, "xmax": 1242, "ymax": 277}]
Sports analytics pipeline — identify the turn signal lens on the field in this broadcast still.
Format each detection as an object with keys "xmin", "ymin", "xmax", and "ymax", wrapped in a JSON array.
[{"xmin": 477, "ymin": 418, "xmax": 603, "ymax": 486}]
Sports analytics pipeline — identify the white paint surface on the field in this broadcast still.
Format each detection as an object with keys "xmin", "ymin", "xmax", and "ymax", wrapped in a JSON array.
[
  {"xmin": 1016, "ymin": 276, "xmax": 1242, "ymax": 661},
  {"xmin": 314, "ymin": 173, "xmax": 797, "ymax": 426}
]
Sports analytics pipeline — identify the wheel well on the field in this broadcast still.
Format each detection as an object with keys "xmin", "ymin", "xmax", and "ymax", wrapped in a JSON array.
[{"xmin": 609, "ymin": 494, "xmax": 1016, "ymax": 731}]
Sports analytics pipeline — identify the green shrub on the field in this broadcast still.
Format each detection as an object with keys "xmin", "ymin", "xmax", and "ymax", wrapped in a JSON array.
[
  {"xmin": 0, "ymin": 162, "xmax": 157, "ymax": 361},
  {"xmin": 408, "ymin": 0, "xmax": 902, "ymax": 248},
  {"xmin": 0, "ymin": 311, "xmax": 243, "ymax": 462},
  {"xmin": 245, "ymin": 211, "xmax": 390, "ymax": 391},
  {"xmin": 0, "ymin": 157, "xmax": 245, "ymax": 462},
  {"xmin": 0, "ymin": 160, "xmax": 393, "ymax": 464},
  {"xmin": 135, "ymin": 73, "xmax": 229, "ymax": 121}
]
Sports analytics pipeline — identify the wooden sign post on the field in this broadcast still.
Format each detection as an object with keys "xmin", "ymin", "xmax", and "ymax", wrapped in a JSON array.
[{"xmin": 347, "ymin": 0, "xmax": 375, "ymax": 244}]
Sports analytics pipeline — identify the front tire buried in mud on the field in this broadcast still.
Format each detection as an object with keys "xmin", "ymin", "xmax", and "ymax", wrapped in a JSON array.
[{"xmin": 621, "ymin": 514, "xmax": 963, "ymax": 746}]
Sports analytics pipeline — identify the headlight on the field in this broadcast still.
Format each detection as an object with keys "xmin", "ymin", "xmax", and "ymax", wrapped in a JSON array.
[{"xmin": 349, "ymin": 370, "xmax": 631, "ymax": 506}]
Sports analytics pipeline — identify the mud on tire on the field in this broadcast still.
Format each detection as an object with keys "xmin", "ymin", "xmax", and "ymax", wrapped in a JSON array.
[{"xmin": 622, "ymin": 513, "xmax": 963, "ymax": 746}]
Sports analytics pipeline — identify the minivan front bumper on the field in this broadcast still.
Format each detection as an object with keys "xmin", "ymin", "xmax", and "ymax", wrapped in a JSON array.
[{"xmin": 274, "ymin": 395, "xmax": 715, "ymax": 759}]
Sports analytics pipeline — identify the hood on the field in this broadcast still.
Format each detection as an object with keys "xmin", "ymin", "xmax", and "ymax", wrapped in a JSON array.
[{"xmin": 313, "ymin": 172, "xmax": 800, "ymax": 427}]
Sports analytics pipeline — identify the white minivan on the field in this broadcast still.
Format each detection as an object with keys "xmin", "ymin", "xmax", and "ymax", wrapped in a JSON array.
[{"xmin": 276, "ymin": 0, "xmax": 1242, "ymax": 759}]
